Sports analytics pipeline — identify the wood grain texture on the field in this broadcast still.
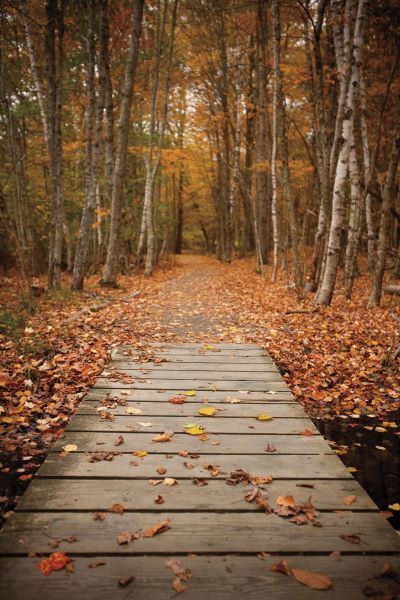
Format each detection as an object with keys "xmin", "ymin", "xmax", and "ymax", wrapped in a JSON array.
[
  {"xmin": 64, "ymin": 415, "xmax": 318, "ymax": 435},
  {"xmin": 85, "ymin": 389, "xmax": 296, "ymax": 402},
  {"xmin": 77, "ymin": 401, "xmax": 306, "ymax": 418},
  {"xmin": 1, "ymin": 555, "xmax": 399, "ymax": 600},
  {"xmin": 51, "ymin": 431, "xmax": 332, "ymax": 454},
  {"xmin": 1, "ymin": 511, "xmax": 398, "ymax": 555},
  {"xmin": 94, "ymin": 379, "xmax": 289, "ymax": 391},
  {"xmin": 38, "ymin": 453, "xmax": 348, "ymax": 479},
  {"xmin": 17, "ymin": 478, "xmax": 377, "ymax": 512}
]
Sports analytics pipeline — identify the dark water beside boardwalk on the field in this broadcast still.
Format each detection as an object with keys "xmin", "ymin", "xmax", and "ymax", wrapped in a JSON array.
[{"xmin": 316, "ymin": 415, "xmax": 400, "ymax": 530}]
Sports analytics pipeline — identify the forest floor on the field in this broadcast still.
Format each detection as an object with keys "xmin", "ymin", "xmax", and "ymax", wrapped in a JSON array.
[{"xmin": 0, "ymin": 254, "xmax": 400, "ymax": 526}]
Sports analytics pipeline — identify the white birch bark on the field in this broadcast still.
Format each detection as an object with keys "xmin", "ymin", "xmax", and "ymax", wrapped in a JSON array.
[
  {"xmin": 344, "ymin": 128, "xmax": 363, "ymax": 298},
  {"xmin": 316, "ymin": 0, "xmax": 367, "ymax": 306}
]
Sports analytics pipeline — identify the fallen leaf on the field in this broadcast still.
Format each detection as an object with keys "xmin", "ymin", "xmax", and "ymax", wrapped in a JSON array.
[
  {"xmin": 126, "ymin": 407, "xmax": 142, "ymax": 415},
  {"xmin": 137, "ymin": 422, "xmax": 153, "ymax": 427},
  {"xmin": 257, "ymin": 414, "xmax": 273, "ymax": 421},
  {"xmin": 93, "ymin": 512, "xmax": 106, "ymax": 521},
  {"xmin": 198, "ymin": 407, "xmax": 217, "ymax": 416},
  {"xmin": 276, "ymin": 495, "xmax": 296, "ymax": 508},
  {"xmin": 143, "ymin": 519, "xmax": 171, "ymax": 537},
  {"xmin": 152, "ymin": 431, "xmax": 174, "ymax": 442},
  {"xmin": 299, "ymin": 429, "xmax": 314, "ymax": 436},
  {"xmin": 109, "ymin": 503, "xmax": 124, "ymax": 514},
  {"xmin": 88, "ymin": 561, "xmax": 106, "ymax": 569},
  {"xmin": 270, "ymin": 560, "xmax": 290, "ymax": 575},
  {"xmin": 185, "ymin": 424, "xmax": 205, "ymax": 435},
  {"xmin": 0, "ymin": 372, "xmax": 11, "ymax": 387},
  {"xmin": 224, "ymin": 396, "xmax": 240, "ymax": 403},
  {"xmin": 163, "ymin": 478, "xmax": 178, "ymax": 486},
  {"xmin": 193, "ymin": 478, "xmax": 208, "ymax": 486},
  {"xmin": 388, "ymin": 503, "xmax": 400, "ymax": 511},
  {"xmin": 340, "ymin": 533, "xmax": 361, "ymax": 544},
  {"xmin": 133, "ymin": 450, "xmax": 148, "ymax": 457},
  {"xmin": 169, "ymin": 396, "xmax": 185, "ymax": 404},
  {"xmin": 347, "ymin": 467, "xmax": 357, "ymax": 473},
  {"xmin": 117, "ymin": 531, "xmax": 132, "ymax": 545},
  {"xmin": 154, "ymin": 494, "xmax": 165, "ymax": 504},
  {"xmin": 291, "ymin": 568, "xmax": 332, "ymax": 590},
  {"xmin": 114, "ymin": 435, "xmax": 124, "ymax": 446},
  {"xmin": 62, "ymin": 444, "xmax": 77, "ymax": 453},
  {"xmin": 265, "ymin": 443, "xmax": 277, "ymax": 452},
  {"xmin": 157, "ymin": 466, "xmax": 167, "ymax": 475},
  {"xmin": 343, "ymin": 495, "xmax": 357, "ymax": 506},
  {"xmin": 184, "ymin": 390, "xmax": 196, "ymax": 396},
  {"xmin": 118, "ymin": 576, "xmax": 135, "ymax": 587}
]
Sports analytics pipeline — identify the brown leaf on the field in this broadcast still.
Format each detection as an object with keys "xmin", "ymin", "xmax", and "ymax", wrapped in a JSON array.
[
  {"xmin": 143, "ymin": 519, "xmax": 171, "ymax": 538},
  {"xmin": 109, "ymin": 503, "xmax": 124, "ymax": 514},
  {"xmin": 270, "ymin": 560, "xmax": 290, "ymax": 575},
  {"xmin": 117, "ymin": 531, "xmax": 132, "ymax": 545},
  {"xmin": 193, "ymin": 478, "xmax": 208, "ymax": 487},
  {"xmin": 343, "ymin": 494, "xmax": 357, "ymax": 506},
  {"xmin": 93, "ymin": 512, "xmax": 106, "ymax": 521},
  {"xmin": 156, "ymin": 466, "xmax": 167, "ymax": 475},
  {"xmin": 88, "ymin": 561, "xmax": 106, "ymax": 569},
  {"xmin": 118, "ymin": 576, "xmax": 135, "ymax": 587},
  {"xmin": 88, "ymin": 451, "xmax": 115, "ymax": 462},
  {"xmin": 152, "ymin": 431, "xmax": 174, "ymax": 442},
  {"xmin": 291, "ymin": 568, "xmax": 332, "ymax": 590},
  {"xmin": 265, "ymin": 443, "xmax": 277, "ymax": 452},
  {"xmin": 114, "ymin": 435, "xmax": 124, "ymax": 446},
  {"xmin": 276, "ymin": 495, "xmax": 296, "ymax": 508},
  {"xmin": 340, "ymin": 533, "xmax": 361, "ymax": 544},
  {"xmin": 154, "ymin": 494, "xmax": 165, "ymax": 505},
  {"xmin": 299, "ymin": 429, "xmax": 314, "ymax": 436}
]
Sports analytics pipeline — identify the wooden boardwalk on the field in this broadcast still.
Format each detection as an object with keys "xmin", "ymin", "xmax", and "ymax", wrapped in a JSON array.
[{"xmin": 0, "ymin": 342, "xmax": 400, "ymax": 598}]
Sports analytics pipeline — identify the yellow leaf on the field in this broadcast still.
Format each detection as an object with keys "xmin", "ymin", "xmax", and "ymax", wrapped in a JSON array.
[
  {"xmin": 184, "ymin": 390, "xmax": 196, "ymax": 397},
  {"xmin": 62, "ymin": 444, "xmax": 78, "ymax": 453},
  {"xmin": 133, "ymin": 450, "xmax": 148, "ymax": 457},
  {"xmin": 375, "ymin": 426, "xmax": 387, "ymax": 433},
  {"xmin": 1, "ymin": 417, "xmax": 13, "ymax": 424},
  {"xmin": 388, "ymin": 503, "xmax": 400, "ymax": 511},
  {"xmin": 257, "ymin": 414, "xmax": 273, "ymax": 421},
  {"xmin": 347, "ymin": 467, "xmax": 357, "ymax": 473},
  {"xmin": 198, "ymin": 407, "xmax": 217, "ymax": 416},
  {"xmin": 185, "ymin": 424, "xmax": 205, "ymax": 435}
]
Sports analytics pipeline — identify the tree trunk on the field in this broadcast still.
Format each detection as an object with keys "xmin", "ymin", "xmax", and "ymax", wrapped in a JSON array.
[
  {"xmin": 368, "ymin": 124, "xmax": 400, "ymax": 307},
  {"xmin": 316, "ymin": 0, "xmax": 367, "ymax": 306},
  {"xmin": 46, "ymin": 0, "xmax": 64, "ymax": 289},
  {"xmin": 273, "ymin": 0, "xmax": 303, "ymax": 288},
  {"xmin": 72, "ymin": 0, "xmax": 97, "ymax": 290},
  {"xmin": 344, "ymin": 128, "xmax": 363, "ymax": 299},
  {"xmin": 101, "ymin": 0, "xmax": 144, "ymax": 286},
  {"xmin": 254, "ymin": 0, "xmax": 269, "ymax": 266}
]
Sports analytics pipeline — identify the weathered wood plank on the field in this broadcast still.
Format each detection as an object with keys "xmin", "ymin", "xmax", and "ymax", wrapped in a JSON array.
[
  {"xmin": 52, "ymin": 431, "xmax": 331, "ymax": 454},
  {"xmin": 85, "ymin": 389, "xmax": 296, "ymax": 402},
  {"xmin": 38, "ymin": 453, "xmax": 347, "ymax": 479},
  {"xmin": 17, "ymin": 478, "xmax": 377, "ymax": 512},
  {"xmin": 107, "ymin": 369, "xmax": 281, "ymax": 381},
  {"xmin": 94, "ymin": 379, "xmax": 289, "ymax": 391},
  {"xmin": 114, "ymin": 362, "xmax": 279, "ymax": 372},
  {"xmin": 1, "ymin": 511, "xmax": 398, "ymax": 554},
  {"xmin": 65, "ymin": 415, "xmax": 318, "ymax": 435},
  {"xmin": 113, "ymin": 353, "xmax": 275, "ymax": 364},
  {"xmin": 77, "ymin": 401, "xmax": 306, "ymax": 418},
  {"xmin": 1, "ymin": 555, "xmax": 399, "ymax": 600}
]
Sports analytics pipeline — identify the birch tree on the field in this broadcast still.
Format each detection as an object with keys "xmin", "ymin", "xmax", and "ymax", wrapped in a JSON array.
[{"xmin": 316, "ymin": 0, "xmax": 367, "ymax": 306}]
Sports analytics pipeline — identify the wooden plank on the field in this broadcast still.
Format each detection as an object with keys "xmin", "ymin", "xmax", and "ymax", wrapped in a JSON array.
[
  {"xmin": 51, "ymin": 431, "xmax": 331, "ymax": 454},
  {"xmin": 106, "ymin": 369, "xmax": 281, "ymax": 381},
  {"xmin": 0, "ymin": 511, "xmax": 398, "ymax": 555},
  {"xmin": 17, "ymin": 478, "xmax": 377, "ymax": 512},
  {"xmin": 113, "ymin": 353, "xmax": 275, "ymax": 364},
  {"xmin": 65, "ymin": 415, "xmax": 318, "ymax": 435},
  {"xmin": 77, "ymin": 401, "xmax": 306, "ymax": 418},
  {"xmin": 38, "ymin": 453, "xmax": 347, "ymax": 479},
  {"xmin": 85, "ymin": 389, "xmax": 296, "ymax": 402},
  {"xmin": 2, "ymin": 555, "xmax": 399, "ymax": 600},
  {"xmin": 113, "ymin": 361, "xmax": 278, "ymax": 371},
  {"xmin": 94, "ymin": 379, "xmax": 289, "ymax": 391}
]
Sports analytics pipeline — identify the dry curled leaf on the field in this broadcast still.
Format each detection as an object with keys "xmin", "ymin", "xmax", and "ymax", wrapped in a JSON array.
[
  {"xmin": 291, "ymin": 568, "xmax": 332, "ymax": 590},
  {"xmin": 143, "ymin": 519, "xmax": 171, "ymax": 538},
  {"xmin": 152, "ymin": 431, "xmax": 174, "ymax": 442},
  {"xmin": 118, "ymin": 576, "xmax": 135, "ymax": 587},
  {"xmin": 109, "ymin": 503, "xmax": 124, "ymax": 514},
  {"xmin": 114, "ymin": 435, "xmax": 124, "ymax": 446},
  {"xmin": 343, "ymin": 495, "xmax": 357, "ymax": 506},
  {"xmin": 117, "ymin": 531, "xmax": 132, "ymax": 545}
]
